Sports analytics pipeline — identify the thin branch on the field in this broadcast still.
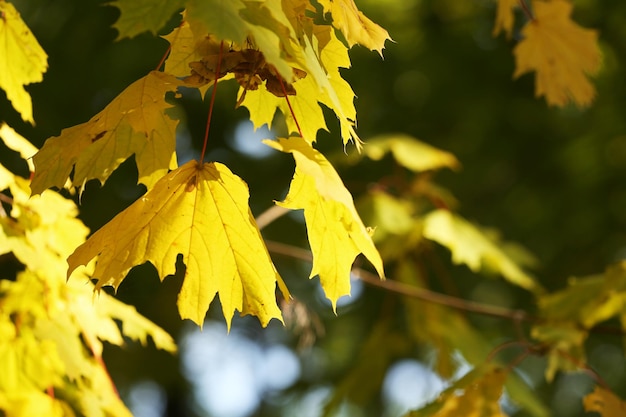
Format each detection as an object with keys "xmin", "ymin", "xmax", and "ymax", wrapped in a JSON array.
[
  {"xmin": 200, "ymin": 41, "xmax": 224, "ymax": 162},
  {"xmin": 265, "ymin": 240, "xmax": 626, "ymax": 337},
  {"xmin": 518, "ymin": 0, "xmax": 534, "ymax": 21},
  {"xmin": 256, "ymin": 205, "xmax": 290, "ymax": 230},
  {"xmin": 277, "ymin": 76, "xmax": 304, "ymax": 139},
  {"xmin": 155, "ymin": 44, "xmax": 171, "ymax": 71}
]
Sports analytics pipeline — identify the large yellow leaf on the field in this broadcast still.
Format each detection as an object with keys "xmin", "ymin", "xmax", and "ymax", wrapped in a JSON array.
[
  {"xmin": 583, "ymin": 386, "xmax": 626, "ymax": 417},
  {"xmin": 31, "ymin": 71, "xmax": 181, "ymax": 194},
  {"xmin": 67, "ymin": 160, "xmax": 287, "ymax": 328},
  {"xmin": 317, "ymin": 0, "xmax": 391, "ymax": 56},
  {"xmin": 265, "ymin": 137, "xmax": 384, "ymax": 308},
  {"xmin": 0, "ymin": 1, "xmax": 48, "ymax": 123},
  {"xmin": 513, "ymin": 0, "xmax": 601, "ymax": 107}
]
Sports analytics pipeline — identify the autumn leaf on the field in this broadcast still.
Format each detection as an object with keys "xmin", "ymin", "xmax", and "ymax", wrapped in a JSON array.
[
  {"xmin": 532, "ymin": 262, "xmax": 626, "ymax": 380},
  {"xmin": 67, "ymin": 160, "xmax": 288, "ymax": 328},
  {"xmin": 0, "ymin": 1, "xmax": 48, "ymax": 123},
  {"xmin": 317, "ymin": 0, "xmax": 391, "ymax": 56},
  {"xmin": 162, "ymin": 18, "xmax": 206, "ymax": 77},
  {"xmin": 110, "ymin": 0, "xmax": 184, "ymax": 39},
  {"xmin": 0, "ymin": 123, "xmax": 37, "ymax": 172},
  {"xmin": 493, "ymin": 0, "xmax": 518, "ymax": 38},
  {"xmin": 405, "ymin": 364, "xmax": 508, "ymax": 417},
  {"xmin": 184, "ymin": 0, "xmax": 294, "ymax": 79},
  {"xmin": 359, "ymin": 134, "xmax": 461, "ymax": 172},
  {"xmin": 423, "ymin": 209, "xmax": 542, "ymax": 292},
  {"xmin": 31, "ymin": 71, "xmax": 182, "ymax": 194},
  {"xmin": 583, "ymin": 386, "xmax": 626, "ymax": 417},
  {"xmin": 513, "ymin": 0, "xmax": 601, "ymax": 107},
  {"xmin": 241, "ymin": 25, "xmax": 359, "ymax": 146},
  {"xmin": 1, "ymin": 152, "xmax": 174, "ymax": 417},
  {"xmin": 265, "ymin": 137, "xmax": 384, "ymax": 308}
]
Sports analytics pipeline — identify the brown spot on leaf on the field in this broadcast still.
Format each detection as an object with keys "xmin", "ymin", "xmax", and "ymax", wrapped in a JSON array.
[
  {"xmin": 91, "ymin": 131, "xmax": 107, "ymax": 142},
  {"xmin": 185, "ymin": 175, "xmax": 197, "ymax": 192}
]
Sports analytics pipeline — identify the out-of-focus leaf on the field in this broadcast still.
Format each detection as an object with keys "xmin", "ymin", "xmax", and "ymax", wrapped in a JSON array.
[
  {"xmin": 583, "ymin": 386, "xmax": 626, "ymax": 417},
  {"xmin": 422, "ymin": 209, "xmax": 542, "ymax": 292},
  {"xmin": 492, "ymin": 0, "xmax": 518, "ymax": 38},
  {"xmin": 404, "ymin": 364, "xmax": 507, "ymax": 417},
  {"xmin": 360, "ymin": 134, "xmax": 460, "ymax": 173},
  {"xmin": 513, "ymin": 0, "xmax": 601, "ymax": 107},
  {"xmin": 0, "ymin": 123, "xmax": 37, "ymax": 171}
]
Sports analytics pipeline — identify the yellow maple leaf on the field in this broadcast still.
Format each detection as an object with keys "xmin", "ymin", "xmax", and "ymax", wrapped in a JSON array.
[
  {"xmin": 317, "ymin": 0, "xmax": 391, "ymax": 56},
  {"xmin": 513, "ymin": 0, "xmax": 601, "ymax": 107},
  {"xmin": 67, "ymin": 160, "xmax": 288, "ymax": 328},
  {"xmin": 0, "ymin": 1, "xmax": 48, "ymax": 124},
  {"xmin": 583, "ymin": 386, "xmax": 626, "ymax": 417},
  {"xmin": 31, "ymin": 71, "xmax": 181, "ymax": 194},
  {"xmin": 265, "ymin": 137, "xmax": 384, "ymax": 308},
  {"xmin": 492, "ymin": 0, "xmax": 518, "ymax": 38}
]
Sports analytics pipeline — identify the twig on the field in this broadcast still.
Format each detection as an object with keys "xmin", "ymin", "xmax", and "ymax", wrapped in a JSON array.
[
  {"xmin": 518, "ymin": 0, "xmax": 535, "ymax": 21},
  {"xmin": 265, "ymin": 240, "xmax": 626, "ymax": 337},
  {"xmin": 256, "ymin": 205, "xmax": 290, "ymax": 230}
]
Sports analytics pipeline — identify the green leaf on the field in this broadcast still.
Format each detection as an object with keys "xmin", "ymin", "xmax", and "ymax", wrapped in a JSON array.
[{"xmin": 110, "ymin": 0, "xmax": 185, "ymax": 39}]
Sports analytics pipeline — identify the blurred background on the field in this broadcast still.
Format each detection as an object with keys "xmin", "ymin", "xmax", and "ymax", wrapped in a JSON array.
[{"xmin": 2, "ymin": 0, "xmax": 626, "ymax": 416}]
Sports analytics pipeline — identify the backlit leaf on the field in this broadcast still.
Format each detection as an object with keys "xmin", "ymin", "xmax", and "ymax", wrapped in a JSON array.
[
  {"xmin": 67, "ymin": 160, "xmax": 287, "ymax": 328},
  {"xmin": 31, "ymin": 71, "xmax": 182, "ymax": 194},
  {"xmin": 162, "ymin": 18, "xmax": 204, "ymax": 77},
  {"xmin": 317, "ymin": 0, "xmax": 391, "ymax": 56},
  {"xmin": 583, "ymin": 386, "xmax": 626, "ymax": 417},
  {"xmin": 0, "ymin": 1, "xmax": 48, "ymax": 123},
  {"xmin": 513, "ymin": 0, "xmax": 601, "ymax": 107},
  {"xmin": 423, "ymin": 209, "xmax": 542, "ymax": 292},
  {"xmin": 530, "ymin": 322, "xmax": 586, "ymax": 381},
  {"xmin": 265, "ymin": 137, "xmax": 384, "ymax": 308}
]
